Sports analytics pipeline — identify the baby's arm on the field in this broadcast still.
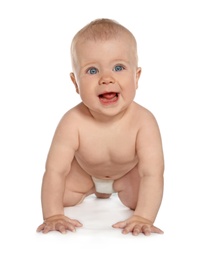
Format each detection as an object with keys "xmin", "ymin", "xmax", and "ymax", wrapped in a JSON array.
[
  {"xmin": 113, "ymin": 111, "xmax": 164, "ymax": 235},
  {"xmin": 37, "ymin": 113, "xmax": 81, "ymax": 234}
]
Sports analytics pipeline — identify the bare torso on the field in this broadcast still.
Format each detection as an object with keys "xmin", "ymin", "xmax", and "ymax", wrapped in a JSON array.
[
  {"xmin": 42, "ymin": 99, "xmax": 164, "ymax": 214},
  {"xmin": 72, "ymin": 102, "xmax": 142, "ymax": 180}
]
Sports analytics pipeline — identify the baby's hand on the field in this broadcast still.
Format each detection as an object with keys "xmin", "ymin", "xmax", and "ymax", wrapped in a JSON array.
[
  {"xmin": 112, "ymin": 215, "xmax": 163, "ymax": 236},
  {"xmin": 36, "ymin": 214, "xmax": 82, "ymax": 234}
]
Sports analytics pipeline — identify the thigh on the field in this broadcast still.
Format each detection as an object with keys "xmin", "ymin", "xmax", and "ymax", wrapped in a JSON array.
[
  {"xmin": 63, "ymin": 158, "xmax": 95, "ymax": 206},
  {"xmin": 113, "ymin": 164, "xmax": 140, "ymax": 210}
]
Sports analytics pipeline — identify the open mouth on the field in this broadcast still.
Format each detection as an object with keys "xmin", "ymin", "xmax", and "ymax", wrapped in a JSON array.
[{"xmin": 98, "ymin": 92, "xmax": 119, "ymax": 104}]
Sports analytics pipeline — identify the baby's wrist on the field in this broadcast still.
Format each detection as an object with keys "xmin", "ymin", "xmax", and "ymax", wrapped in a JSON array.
[
  {"xmin": 133, "ymin": 214, "xmax": 154, "ymax": 224},
  {"xmin": 44, "ymin": 214, "xmax": 65, "ymax": 222}
]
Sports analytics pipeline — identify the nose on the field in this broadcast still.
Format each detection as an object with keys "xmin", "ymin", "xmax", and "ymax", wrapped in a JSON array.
[{"xmin": 99, "ymin": 73, "xmax": 115, "ymax": 85}]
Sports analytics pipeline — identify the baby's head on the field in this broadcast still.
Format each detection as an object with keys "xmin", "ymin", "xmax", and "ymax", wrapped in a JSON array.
[
  {"xmin": 70, "ymin": 18, "xmax": 138, "ymax": 72},
  {"xmin": 70, "ymin": 18, "xmax": 141, "ymax": 116}
]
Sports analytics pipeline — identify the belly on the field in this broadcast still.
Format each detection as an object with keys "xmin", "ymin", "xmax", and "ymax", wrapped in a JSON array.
[{"xmin": 74, "ymin": 153, "xmax": 138, "ymax": 180}]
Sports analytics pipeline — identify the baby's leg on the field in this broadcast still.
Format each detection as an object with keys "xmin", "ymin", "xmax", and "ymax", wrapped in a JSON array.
[
  {"xmin": 113, "ymin": 165, "xmax": 140, "ymax": 210},
  {"xmin": 63, "ymin": 158, "xmax": 95, "ymax": 206}
]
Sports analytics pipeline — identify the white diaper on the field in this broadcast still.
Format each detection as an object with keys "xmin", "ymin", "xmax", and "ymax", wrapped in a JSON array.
[{"xmin": 92, "ymin": 177, "xmax": 115, "ymax": 194}]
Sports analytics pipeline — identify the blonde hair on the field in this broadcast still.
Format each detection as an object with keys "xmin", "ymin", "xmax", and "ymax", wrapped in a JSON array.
[{"xmin": 71, "ymin": 18, "xmax": 138, "ymax": 69}]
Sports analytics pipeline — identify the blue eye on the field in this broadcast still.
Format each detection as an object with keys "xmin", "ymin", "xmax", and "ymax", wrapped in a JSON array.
[
  {"xmin": 87, "ymin": 67, "xmax": 98, "ymax": 74},
  {"xmin": 114, "ymin": 65, "xmax": 124, "ymax": 72}
]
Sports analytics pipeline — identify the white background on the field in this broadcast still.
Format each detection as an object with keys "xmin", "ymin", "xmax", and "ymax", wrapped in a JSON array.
[{"xmin": 0, "ymin": 0, "xmax": 211, "ymax": 259}]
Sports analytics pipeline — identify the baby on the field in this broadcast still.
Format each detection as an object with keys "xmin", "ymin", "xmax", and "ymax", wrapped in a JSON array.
[{"xmin": 37, "ymin": 18, "xmax": 164, "ymax": 236}]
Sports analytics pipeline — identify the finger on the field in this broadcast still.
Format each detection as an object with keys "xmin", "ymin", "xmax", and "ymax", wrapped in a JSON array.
[
  {"xmin": 68, "ymin": 219, "xmax": 83, "ymax": 227},
  {"xmin": 151, "ymin": 226, "xmax": 164, "ymax": 234},
  {"xmin": 42, "ymin": 225, "xmax": 52, "ymax": 234},
  {"xmin": 132, "ymin": 225, "xmax": 141, "ymax": 236},
  {"xmin": 66, "ymin": 222, "xmax": 78, "ymax": 232},
  {"xmin": 112, "ymin": 221, "xmax": 127, "ymax": 229},
  {"xmin": 55, "ymin": 221, "xmax": 78, "ymax": 234},
  {"xmin": 56, "ymin": 223, "xmax": 67, "ymax": 234},
  {"xmin": 61, "ymin": 216, "xmax": 83, "ymax": 227},
  {"xmin": 122, "ymin": 223, "xmax": 135, "ymax": 235},
  {"xmin": 142, "ymin": 225, "xmax": 151, "ymax": 236},
  {"xmin": 36, "ymin": 223, "xmax": 45, "ymax": 232}
]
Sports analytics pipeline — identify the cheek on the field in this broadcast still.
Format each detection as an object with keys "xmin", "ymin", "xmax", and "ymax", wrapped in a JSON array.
[
  {"xmin": 124, "ymin": 75, "xmax": 137, "ymax": 89},
  {"xmin": 124, "ymin": 77, "xmax": 137, "ymax": 98},
  {"xmin": 77, "ymin": 83, "xmax": 93, "ymax": 101}
]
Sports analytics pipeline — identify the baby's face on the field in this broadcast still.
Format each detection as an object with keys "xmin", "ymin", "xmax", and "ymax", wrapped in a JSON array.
[{"xmin": 71, "ymin": 33, "xmax": 141, "ymax": 118}]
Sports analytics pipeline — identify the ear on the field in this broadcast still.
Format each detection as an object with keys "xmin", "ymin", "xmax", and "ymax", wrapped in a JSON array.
[
  {"xmin": 136, "ymin": 67, "xmax": 142, "ymax": 89},
  {"xmin": 70, "ymin": 72, "xmax": 79, "ymax": 94}
]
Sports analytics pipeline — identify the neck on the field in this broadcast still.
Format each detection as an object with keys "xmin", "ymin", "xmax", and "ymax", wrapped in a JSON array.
[{"xmin": 86, "ymin": 103, "xmax": 133, "ymax": 124}]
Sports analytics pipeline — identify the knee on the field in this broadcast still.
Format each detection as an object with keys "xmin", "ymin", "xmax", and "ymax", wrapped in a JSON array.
[{"xmin": 117, "ymin": 190, "xmax": 138, "ymax": 210}]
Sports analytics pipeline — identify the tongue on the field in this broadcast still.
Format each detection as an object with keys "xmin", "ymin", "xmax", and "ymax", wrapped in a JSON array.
[{"xmin": 100, "ymin": 92, "xmax": 116, "ymax": 99}]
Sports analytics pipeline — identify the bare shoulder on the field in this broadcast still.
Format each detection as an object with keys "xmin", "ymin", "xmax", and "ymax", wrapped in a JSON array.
[
  {"xmin": 132, "ymin": 102, "xmax": 159, "ymax": 128},
  {"xmin": 51, "ymin": 103, "xmax": 86, "ymax": 147},
  {"xmin": 58, "ymin": 103, "xmax": 86, "ymax": 127}
]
